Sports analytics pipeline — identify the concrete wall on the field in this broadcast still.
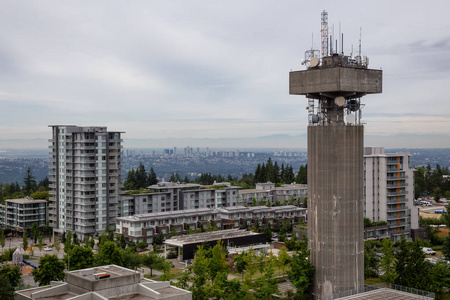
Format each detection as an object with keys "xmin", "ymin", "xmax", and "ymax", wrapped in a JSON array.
[
  {"xmin": 289, "ymin": 68, "xmax": 382, "ymax": 96},
  {"xmin": 30, "ymin": 283, "xmax": 68, "ymax": 299},
  {"xmin": 67, "ymin": 273, "xmax": 141, "ymax": 292},
  {"xmin": 308, "ymin": 125, "xmax": 364, "ymax": 298}
]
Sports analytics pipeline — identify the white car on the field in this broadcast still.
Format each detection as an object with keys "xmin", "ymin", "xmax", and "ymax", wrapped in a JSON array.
[
  {"xmin": 43, "ymin": 247, "xmax": 52, "ymax": 251},
  {"xmin": 422, "ymin": 247, "xmax": 436, "ymax": 255}
]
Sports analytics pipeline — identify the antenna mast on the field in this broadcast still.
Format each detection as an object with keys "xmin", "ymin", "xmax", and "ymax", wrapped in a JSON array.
[
  {"xmin": 358, "ymin": 27, "xmax": 362, "ymax": 57},
  {"xmin": 321, "ymin": 10, "xmax": 328, "ymax": 57}
]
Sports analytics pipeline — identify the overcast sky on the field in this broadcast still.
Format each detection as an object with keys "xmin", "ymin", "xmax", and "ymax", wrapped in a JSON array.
[{"xmin": 0, "ymin": 1, "xmax": 449, "ymax": 148}]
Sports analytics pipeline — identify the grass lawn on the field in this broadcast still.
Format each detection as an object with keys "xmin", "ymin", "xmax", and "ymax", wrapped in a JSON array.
[{"xmin": 168, "ymin": 267, "xmax": 185, "ymax": 278}]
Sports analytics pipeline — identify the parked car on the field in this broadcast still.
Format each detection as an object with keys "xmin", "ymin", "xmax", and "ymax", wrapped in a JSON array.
[
  {"xmin": 43, "ymin": 247, "xmax": 52, "ymax": 251},
  {"xmin": 422, "ymin": 247, "xmax": 436, "ymax": 255}
]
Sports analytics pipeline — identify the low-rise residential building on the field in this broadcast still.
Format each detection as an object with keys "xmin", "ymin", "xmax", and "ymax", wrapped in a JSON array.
[
  {"xmin": 119, "ymin": 182, "xmax": 241, "ymax": 217},
  {"xmin": 116, "ymin": 205, "xmax": 306, "ymax": 244},
  {"xmin": 238, "ymin": 182, "xmax": 307, "ymax": 206},
  {"xmin": 116, "ymin": 208, "xmax": 220, "ymax": 244},
  {"xmin": 0, "ymin": 198, "xmax": 47, "ymax": 234}
]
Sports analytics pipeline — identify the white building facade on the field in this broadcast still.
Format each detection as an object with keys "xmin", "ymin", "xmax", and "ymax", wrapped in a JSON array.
[
  {"xmin": 49, "ymin": 125, "xmax": 123, "ymax": 238},
  {"xmin": 364, "ymin": 147, "xmax": 419, "ymax": 241}
]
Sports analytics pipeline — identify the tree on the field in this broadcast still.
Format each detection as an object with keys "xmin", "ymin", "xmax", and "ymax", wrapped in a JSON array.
[
  {"xmin": 22, "ymin": 230, "xmax": 28, "ymax": 252},
  {"xmin": 23, "ymin": 167, "xmax": 37, "ymax": 195},
  {"xmin": 142, "ymin": 252, "xmax": 164, "ymax": 276},
  {"xmin": 135, "ymin": 162, "xmax": 149, "ymax": 189},
  {"xmin": 443, "ymin": 234, "xmax": 450, "ymax": 259},
  {"xmin": 37, "ymin": 232, "xmax": 44, "ymax": 253},
  {"xmin": 54, "ymin": 240, "xmax": 61, "ymax": 253},
  {"xmin": 44, "ymin": 222, "xmax": 52, "ymax": 242},
  {"xmin": 255, "ymin": 255, "xmax": 279, "ymax": 299},
  {"xmin": 175, "ymin": 269, "xmax": 191, "ymax": 290},
  {"xmin": 37, "ymin": 177, "xmax": 50, "ymax": 190},
  {"xmin": 433, "ymin": 187, "xmax": 442, "ymax": 201},
  {"xmin": 30, "ymin": 191, "xmax": 50, "ymax": 200},
  {"xmin": 32, "ymin": 254, "xmax": 66, "ymax": 286},
  {"xmin": 0, "ymin": 264, "xmax": 23, "ymax": 289},
  {"xmin": 124, "ymin": 169, "xmax": 136, "ymax": 190},
  {"xmin": 116, "ymin": 235, "xmax": 126, "ymax": 249},
  {"xmin": 191, "ymin": 246, "xmax": 209, "ymax": 300},
  {"xmin": 295, "ymin": 164, "xmax": 307, "ymax": 184},
  {"xmin": 0, "ymin": 229, "xmax": 5, "ymax": 253},
  {"xmin": 223, "ymin": 278, "xmax": 248, "ymax": 300},
  {"xmin": 148, "ymin": 167, "xmax": 158, "ymax": 185},
  {"xmin": 379, "ymin": 239, "xmax": 397, "ymax": 283},
  {"xmin": 277, "ymin": 246, "xmax": 290, "ymax": 275},
  {"xmin": 64, "ymin": 230, "xmax": 73, "ymax": 253},
  {"xmin": 208, "ymin": 241, "xmax": 228, "ymax": 281},
  {"xmin": 287, "ymin": 239, "xmax": 314, "ymax": 295},
  {"xmin": 0, "ymin": 275, "xmax": 14, "ymax": 300},
  {"xmin": 72, "ymin": 232, "xmax": 79, "ymax": 246},
  {"xmin": 96, "ymin": 241, "xmax": 124, "ymax": 266},
  {"xmin": 64, "ymin": 246, "xmax": 94, "ymax": 271},
  {"xmin": 233, "ymin": 252, "xmax": 248, "ymax": 275},
  {"xmin": 400, "ymin": 240, "xmax": 432, "ymax": 291},
  {"xmin": 31, "ymin": 222, "xmax": 39, "ymax": 244},
  {"xmin": 122, "ymin": 248, "xmax": 143, "ymax": 270},
  {"xmin": 263, "ymin": 224, "xmax": 272, "ymax": 242},
  {"xmin": 364, "ymin": 243, "xmax": 379, "ymax": 278}
]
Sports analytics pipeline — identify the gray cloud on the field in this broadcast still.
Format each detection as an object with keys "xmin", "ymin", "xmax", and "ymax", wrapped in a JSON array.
[{"xmin": 0, "ymin": 1, "xmax": 449, "ymax": 147}]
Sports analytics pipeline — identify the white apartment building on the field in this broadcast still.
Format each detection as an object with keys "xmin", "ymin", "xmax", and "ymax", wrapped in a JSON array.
[
  {"xmin": 0, "ymin": 198, "xmax": 47, "ymax": 234},
  {"xmin": 364, "ymin": 147, "xmax": 419, "ymax": 241},
  {"xmin": 116, "ymin": 205, "xmax": 306, "ymax": 244},
  {"xmin": 238, "ymin": 182, "xmax": 307, "ymax": 206},
  {"xmin": 119, "ymin": 182, "xmax": 241, "ymax": 217},
  {"xmin": 49, "ymin": 125, "xmax": 123, "ymax": 238}
]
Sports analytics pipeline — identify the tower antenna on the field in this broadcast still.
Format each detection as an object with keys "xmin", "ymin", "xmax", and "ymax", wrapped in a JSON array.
[
  {"xmin": 359, "ymin": 26, "xmax": 362, "ymax": 57},
  {"xmin": 321, "ymin": 10, "xmax": 328, "ymax": 57}
]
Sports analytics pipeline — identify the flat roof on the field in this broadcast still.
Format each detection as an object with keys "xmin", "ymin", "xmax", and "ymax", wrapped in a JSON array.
[
  {"xmin": 149, "ymin": 182, "xmax": 201, "ymax": 189},
  {"xmin": 6, "ymin": 198, "xmax": 47, "ymax": 204},
  {"xmin": 117, "ymin": 208, "xmax": 218, "ymax": 222},
  {"xmin": 337, "ymin": 288, "xmax": 433, "ymax": 299},
  {"xmin": 164, "ymin": 229, "xmax": 263, "ymax": 247},
  {"xmin": 219, "ymin": 205, "xmax": 306, "ymax": 213},
  {"xmin": 69, "ymin": 265, "xmax": 137, "ymax": 280}
]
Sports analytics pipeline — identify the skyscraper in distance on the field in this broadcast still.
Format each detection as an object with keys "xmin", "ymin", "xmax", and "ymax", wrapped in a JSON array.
[{"xmin": 48, "ymin": 125, "xmax": 123, "ymax": 239}]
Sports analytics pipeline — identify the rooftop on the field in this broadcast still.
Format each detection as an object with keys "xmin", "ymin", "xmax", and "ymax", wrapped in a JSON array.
[
  {"xmin": 15, "ymin": 265, "xmax": 191, "ymax": 300},
  {"xmin": 164, "ymin": 228, "xmax": 263, "ymax": 247},
  {"xmin": 117, "ymin": 208, "xmax": 218, "ymax": 222},
  {"xmin": 336, "ymin": 288, "xmax": 433, "ymax": 300},
  {"xmin": 6, "ymin": 197, "xmax": 47, "ymax": 204}
]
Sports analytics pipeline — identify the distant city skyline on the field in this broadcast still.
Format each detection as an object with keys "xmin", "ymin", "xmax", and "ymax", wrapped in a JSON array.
[{"xmin": 0, "ymin": 1, "xmax": 449, "ymax": 148}]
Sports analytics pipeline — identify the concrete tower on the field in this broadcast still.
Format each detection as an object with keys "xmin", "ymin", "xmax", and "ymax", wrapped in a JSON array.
[{"xmin": 289, "ymin": 16, "xmax": 382, "ymax": 298}]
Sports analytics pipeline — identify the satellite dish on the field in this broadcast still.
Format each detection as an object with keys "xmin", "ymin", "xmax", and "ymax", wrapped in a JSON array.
[
  {"xmin": 310, "ymin": 57, "xmax": 319, "ymax": 67},
  {"xmin": 334, "ymin": 96, "xmax": 345, "ymax": 107},
  {"xmin": 346, "ymin": 114, "xmax": 355, "ymax": 123}
]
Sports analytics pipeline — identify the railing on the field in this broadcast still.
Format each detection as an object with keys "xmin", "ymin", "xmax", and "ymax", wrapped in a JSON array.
[
  {"xmin": 387, "ymin": 175, "xmax": 408, "ymax": 180},
  {"xmin": 317, "ymin": 283, "xmax": 434, "ymax": 299},
  {"xmin": 387, "ymin": 182, "xmax": 409, "ymax": 188},
  {"xmin": 387, "ymin": 191, "xmax": 408, "ymax": 196}
]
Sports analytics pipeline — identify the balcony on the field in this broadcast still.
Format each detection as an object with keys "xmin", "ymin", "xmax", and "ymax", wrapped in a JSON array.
[
  {"xmin": 386, "ymin": 207, "xmax": 408, "ymax": 213},
  {"xmin": 387, "ymin": 191, "xmax": 408, "ymax": 196},
  {"xmin": 387, "ymin": 182, "xmax": 408, "ymax": 188},
  {"xmin": 387, "ymin": 198, "xmax": 407, "ymax": 204}
]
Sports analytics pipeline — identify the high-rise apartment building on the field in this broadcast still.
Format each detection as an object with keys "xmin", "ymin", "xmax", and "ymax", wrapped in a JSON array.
[
  {"xmin": 364, "ymin": 147, "xmax": 419, "ymax": 241},
  {"xmin": 49, "ymin": 125, "xmax": 123, "ymax": 239}
]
